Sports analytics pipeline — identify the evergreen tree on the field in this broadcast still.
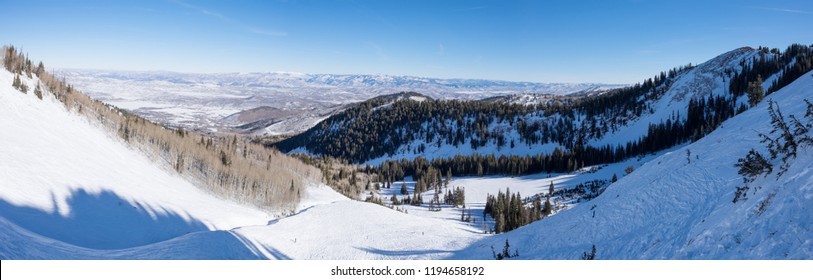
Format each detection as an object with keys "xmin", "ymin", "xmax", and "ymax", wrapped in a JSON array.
[
  {"xmin": 735, "ymin": 149, "xmax": 772, "ymax": 183},
  {"xmin": 12, "ymin": 74, "xmax": 21, "ymax": 91},
  {"xmin": 35, "ymin": 61, "xmax": 45, "ymax": 77},
  {"xmin": 484, "ymin": 188, "xmax": 541, "ymax": 233},
  {"xmin": 400, "ymin": 181, "xmax": 408, "ymax": 195},
  {"xmin": 548, "ymin": 181, "xmax": 554, "ymax": 196},
  {"xmin": 430, "ymin": 192, "xmax": 441, "ymax": 211},
  {"xmin": 758, "ymin": 99, "xmax": 813, "ymax": 176},
  {"xmin": 219, "ymin": 150, "xmax": 231, "ymax": 166},
  {"xmin": 18, "ymin": 78, "xmax": 28, "ymax": 94},
  {"xmin": 492, "ymin": 239, "xmax": 519, "ymax": 260},
  {"xmin": 686, "ymin": 149, "xmax": 691, "ymax": 164},
  {"xmin": 35, "ymin": 82, "xmax": 44, "ymax": 99},
  {"xmin": 543, "ymin": 198, "xmax": 552, "ymax": 216},
  {"xmin": 581, "ymin": 245, "xmax": 597, "ymax": 260},
  {"xmin": 735, "ymin": 99, "xmax": 813, "ymax": 201},
  {"xmin": 494, "ymin": 211, "xmax": 505, "ymax": 233},
  {"xmin": 532, "ymin": 196, "xmax": 542, "ymax": 220},
  {"xmin": 747, "ymin": 75, "xmax": 765, "ymax": 107}
]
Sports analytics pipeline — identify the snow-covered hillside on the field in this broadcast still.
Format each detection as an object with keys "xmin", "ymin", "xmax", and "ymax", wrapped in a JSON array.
[
  {"xmin": 0, "ymin": 185, "xmax": 348, "ymax": 259},
  {"xmin": 0, "ymin": 67, "xmax": 478, "ymax": 259},
  {"xmin": 52, "ymin": 69, "xmax": 621, "ymax": 135},
  {"xmin": 593, "ymin": 47, "xmax": 760, "ymax": 147},
  {"xmin": 281, "ymin": 48, "xmax": 773, "ymax": 165},
  {"xmin": 453, "ymin": 70, "xmax": 813, "ymax": 259},
  {"xmin": 0, "ymin": 68, "xmax": 275, "ymax": 251}
]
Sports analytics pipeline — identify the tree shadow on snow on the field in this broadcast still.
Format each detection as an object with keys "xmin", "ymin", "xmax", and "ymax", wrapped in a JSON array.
[
  {"xmin": 354, "ymin": 246, "xmax": 458, "ymax": 258},
  {"xmin": 111, "ymin": 230, "xmax": 290, "ymax": 260},
  {"xmin": 0, "ymin": 188, "xmax": 209, "ymax": 250},
  {"xmin": 227, "ymin": 231, "xmax": 292, "ymax": 260}
]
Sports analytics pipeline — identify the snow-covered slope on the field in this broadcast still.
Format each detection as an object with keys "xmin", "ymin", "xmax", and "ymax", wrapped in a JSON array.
[
  {"xmin": 593, "ymin": 47, "xmax": 760, "ymax": 147},
  {"xmin": 0, "ymin": 69, "xmax": 272, "ymax": 251},
  {"xmin": 0, "ymin": 67, "xmax": 480, "ymax": 259},
  {"xmin": 453, "ymin": 70, "xmax": 813, "ymax": 259},
  {"xmin": 233, "ymin": 200, "xmax": 480, "ymax": 260},
  {"xmin": 0, "ymin": 185, "xmax": 348, "ymax": 259}
]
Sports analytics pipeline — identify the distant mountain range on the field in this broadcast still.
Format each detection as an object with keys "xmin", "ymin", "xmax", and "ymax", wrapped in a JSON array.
[
  {"xmin": 275, "ymin": 45, "xmax": 813, "ymax": 167},
  {"xmin": 51, "ymin": 69, "xmax": 624, "ymax": 135}
]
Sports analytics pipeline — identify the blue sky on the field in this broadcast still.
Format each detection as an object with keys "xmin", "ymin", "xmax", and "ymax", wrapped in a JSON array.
[{"xmin": 1, "ymin": 0, "xmax": 811, "ymax": 83}]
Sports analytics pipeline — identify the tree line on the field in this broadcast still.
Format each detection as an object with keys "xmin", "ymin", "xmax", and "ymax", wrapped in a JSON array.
[
  {"xmin": 368, "ymin": 90, "xmax": 740, "ymax": 181},
  {"xmin": 3, "ymin": 45, "xmax": 321, "ymax": 212},
  {"xmin": 729, "ymin": 44, "xmax": 812, "ymax": 98}
]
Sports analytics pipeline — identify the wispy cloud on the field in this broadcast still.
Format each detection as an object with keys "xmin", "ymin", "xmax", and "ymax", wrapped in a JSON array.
[
  {"xmin": 171, "ymin": 0, "xmax": 287, "ymax": 37},
  {"xmin": 750, "ymin": 6, "xmax": 813, "ymax": 15},
  {"xmin": 454, "ymin": 6, "xmax": 487, "ymax": 12},
  {"xmin": 199, "ymin": 8, "xmax": 227, "ymax": 20},
  {"xmin": 172, "ymin": 0, "xmax": 226, "ymax": 20},
  {"xmin": 132, "ymin": 7, "xmax": 157, "ymax": 13},
  {"xmin": 248, "ymin": 27, "xmax": 288, "ymax": 37},
  {"xmin": 437, "ymin": 43, "xmax": 445, "ymax": 56}
]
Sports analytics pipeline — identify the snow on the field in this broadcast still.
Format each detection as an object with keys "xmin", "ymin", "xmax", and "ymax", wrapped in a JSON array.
[
  {"xmin": 409, "ymin": 95, "xmax": 427, "ymax": 102},
  {"xmin": 0, "ymin": 69, "xmax": 480, "ymax": 259},
  {"xmin": 294, "ymin": 183, "xmax": 349, "ymax": 212},
  {"xmin": 52, "ymin": 69, "xmax": 619, "ymax": 135},
  {"xmin": 452, "ymin": 70, "xmax": 813, "ymax": 259},
  {"xmin": 364, "ymin": 116, "xmax": 568, "ymax": 165},
  {"xmin": 363, "ymin": 148, "xmax": 676, "ymax": 238},
  {"xmin": 0, "ymin": 70, "xmax": 271, "ymax": 250},
  {"xmin": 450, "ymin": 150, "xmax": 669, "ymax": 206},
  {"xmin": 593, "ymin": 48, "xmax": 761, "ymax": 147},
  {"xmin": 262, "ymin": 114, "xmax": 331, "ymax": 136},
  {"xmin": 233, "ymin": 200, "xmax": 480, "ymax": 259},
  {"xmin": 338, "ymin": 49, "xmax": 767, "ymax": 165},
  {"xmin": 3, "ymin": 52, "xmax": 811, "ymax": 260},
  {"xmin": 370, "ymin": 149, "xmax": 671, "ymax": 207}
]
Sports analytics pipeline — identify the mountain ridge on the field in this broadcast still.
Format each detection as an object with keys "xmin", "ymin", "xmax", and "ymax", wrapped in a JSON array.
[
  {"xmin": 277, "ymin": 45, "xmax": 812, "ymax": 171},
  {"xmin": 52, "ymin": 68, "xmax": 624, "ymax": 135}
]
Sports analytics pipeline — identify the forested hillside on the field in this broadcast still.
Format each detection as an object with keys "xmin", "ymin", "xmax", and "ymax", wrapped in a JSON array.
[
  {"xmin": 456, "ymin": 69, "xmax": 813, "ymax": 259},
  {"xmin": 277, "ymin": 45, "xmax": 812, "ymax": 183}
]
